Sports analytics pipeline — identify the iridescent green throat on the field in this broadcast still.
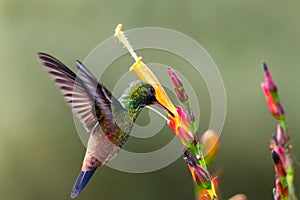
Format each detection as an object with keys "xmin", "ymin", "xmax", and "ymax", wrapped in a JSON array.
[{"xmin": 118, "ymin": 81, "xmax": 149, "ymax": 122}]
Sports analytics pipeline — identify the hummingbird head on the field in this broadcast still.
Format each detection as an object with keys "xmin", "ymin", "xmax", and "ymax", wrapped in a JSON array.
[{"xmin": 120, "ymin": 80, "xmax": 174, "ymax": 117}]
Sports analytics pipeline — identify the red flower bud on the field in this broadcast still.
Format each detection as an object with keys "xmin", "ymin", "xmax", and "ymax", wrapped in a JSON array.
[{"xmin": 263, "ymin": 62, "xmax": 277, "ymax": 93}]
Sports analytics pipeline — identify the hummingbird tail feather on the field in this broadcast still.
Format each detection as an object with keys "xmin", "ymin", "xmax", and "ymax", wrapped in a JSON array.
[
  {"xmin": 71, "ymin": 153, "xmax": 102, "ymax": 198},
  {"xmin": 71, "ymin": 168, "xmax": 98, "ymax": 198}
]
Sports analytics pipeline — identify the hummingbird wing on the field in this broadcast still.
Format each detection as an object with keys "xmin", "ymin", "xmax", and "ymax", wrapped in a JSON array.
[
  {"xmin": 38, "ymin": 52, "xmax": 99, "ymax": 132},
  {"xmin": 75, "ymin": 60, "xmax": 118, "ymax": 136}
]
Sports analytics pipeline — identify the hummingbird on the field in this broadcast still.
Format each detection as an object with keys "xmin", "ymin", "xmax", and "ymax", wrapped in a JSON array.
[{"xmin": 38, "ymin": 52, "xmax": 173, "ymax": 198}]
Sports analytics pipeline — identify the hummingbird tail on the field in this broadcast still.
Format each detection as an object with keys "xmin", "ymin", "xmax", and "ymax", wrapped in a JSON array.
[
  {"xmin": 71, "ymin": 168, "xmax": 98, "ymax": 198},
  {"xmin": 71, "ymin": 154, "xmax": 102, "ymax": 198}
]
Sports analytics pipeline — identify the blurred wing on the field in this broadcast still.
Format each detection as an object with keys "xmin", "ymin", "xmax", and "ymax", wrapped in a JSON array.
[
  {"xmin": 38, "ymin": 52, "xmax": 98, "ymax": 132},
  {"xmin": 76, "ymin": 61, "xmax": 119, "ymax": 135}
]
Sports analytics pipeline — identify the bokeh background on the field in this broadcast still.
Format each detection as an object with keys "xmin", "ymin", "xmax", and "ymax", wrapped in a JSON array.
[{"xmin": 1, "ymin": 1, "xmax": 300, "ymax": 199}]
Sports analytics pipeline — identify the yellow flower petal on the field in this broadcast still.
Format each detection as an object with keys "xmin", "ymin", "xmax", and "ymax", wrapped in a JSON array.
[{"xmin": 130, "ymin": 57, "xmax": 178, "ymax": 119}]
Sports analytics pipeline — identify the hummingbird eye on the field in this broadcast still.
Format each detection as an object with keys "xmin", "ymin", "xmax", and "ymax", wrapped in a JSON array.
[{"xmin": 149, "ymin": 87, "xmax": 155, "ymax": 95}]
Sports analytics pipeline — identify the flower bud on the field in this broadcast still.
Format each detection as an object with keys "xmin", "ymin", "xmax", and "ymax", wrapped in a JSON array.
[
  {"xmin": 168, "ymin": 68, "xmax": 190, "ymax": 104},
  {"xmin": 188, "ymin": 164, "xmax": 211, "ymax": 188},
  {"xmin": 186, "ymin": 109, "xmax": 196, "ymax": 123},
  {"xmin": 178, "ymin": 126, "xmax": 193, "ymax": 146},
  {"xmin": 276, "ymin": 124, "xmax": 286, "ymax": 145},
  {"xmin": 168, "ymin": 119, "xmax": 177, "ymax": 133},
  {"xmin": 261, "ymin": 83, "xmax": 283, "ymax": 119},
  {"xmin": 263, "ymin": 62, "xmax": 277, "ymax": 93},
  {"xmin": 177, "ymin": 106, "xmax": 189, "ymax": 128},
  {"xmin": 201, "ymin": 130, "xmax": 219, "ymax": 165}
]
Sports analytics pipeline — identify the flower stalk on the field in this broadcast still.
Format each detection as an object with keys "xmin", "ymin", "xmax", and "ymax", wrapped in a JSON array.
[
  {"xmin": 261, "ymin": 62, "xmax": 297, "ymax": 200},
  {"xmin": 168, "ymin": 68, "xmax": 218, "ymax": 200}
]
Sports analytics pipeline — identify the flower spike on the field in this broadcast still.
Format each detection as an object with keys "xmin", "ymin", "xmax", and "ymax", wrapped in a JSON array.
[{"xmin": 261, "ymin": 62, "xmax": 297, "ymax": 200}]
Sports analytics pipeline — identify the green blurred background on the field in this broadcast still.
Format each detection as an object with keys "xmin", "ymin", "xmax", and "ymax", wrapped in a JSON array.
[{"xmin": 1, "ymin": 0, "xmax": 300, "ymax": 199}]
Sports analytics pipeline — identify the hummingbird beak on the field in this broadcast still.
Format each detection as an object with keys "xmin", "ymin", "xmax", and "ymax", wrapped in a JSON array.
[{"xmin": 154, "ymin": 99, "xmax": 175, "ymax": 117}]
